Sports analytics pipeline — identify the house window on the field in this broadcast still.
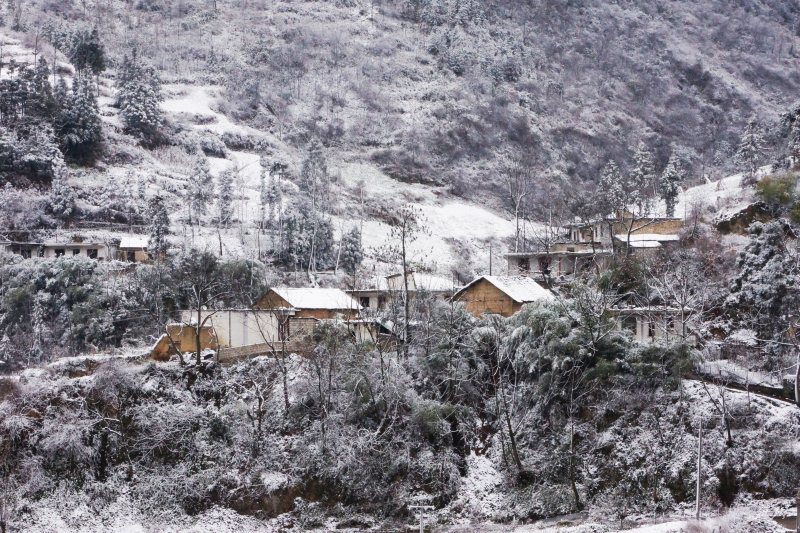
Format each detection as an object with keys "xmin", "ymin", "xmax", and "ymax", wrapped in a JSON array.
[
  {"xmin": 126, "ymin": 251, "xmax": 136, "ymax": 262},
  {"xmin": 72, "ymin": 249, "xmax": 81, "ymax": 256},
  {"xmin": 567, "ymin": 247, "xmax": 575, "ymax": 253},
  {"xmin": 20, "ymin": 249, "xmax": 31, "ymax": 259},
  {"xmin": 519, "ymin": 258, "xmax": 530, "ymax": 272},
  {"xmin": 666, "ymin": 317, "xmax": 675, "ymax": 333},
  {"xmin": 360, "ymin": 297, "xmax": 370, "ymax": 308},
  {"xmin": 378, "ymin": 296, "xmax": 387, "ymax": 308},
  {"xmin": 88, "ymin": 248, "xmax": 98, "ymax": 259},
  {"xmin": 648, "ymin": 320, "xmax": 656, "ymax": 338},
  {"xmin": 54, "ymin": 248, "xmax": 65, "ymax": 257}
]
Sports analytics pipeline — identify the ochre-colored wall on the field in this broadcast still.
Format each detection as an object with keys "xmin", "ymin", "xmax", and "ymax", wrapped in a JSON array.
[
  {"xmin": 612, "ymin": 218, "xmax": 682, "ymax": 236},
  {"xmin": 456, "ymin": 279, "xmax": 517, "ymax": 317},
  {"xmin": 253, "ymin": 291, "xmax": 291, "ymax": 310}
]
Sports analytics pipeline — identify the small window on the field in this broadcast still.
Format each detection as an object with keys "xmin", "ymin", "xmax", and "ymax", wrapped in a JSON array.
[
  {"xmin": 360, "ymin": 297, "xmax": 370, "ymax": 308},
  {"xmin": 519, "ymin": 258, "xmax": 530, "ymax": 272},
  {"xmin": 72, "ymin": 248, "xmax": 81, "ymax": 256},
  {"xmin": 88, "ymin": 248, "xmax": 98, "ymax": 259},
  {"xmin": 567, "ymin": 247, "xmax": 575, "ymax": 253},
  {"xmin": 648, "ymin": 321, "xmax": 656, "ymax": 338},
  {"xmin": 54, "ymin": 248, "xmax": 65, "ymax": 257},
  {"xmin": 378, "ymin": 296, "xmax": 387, "ymax": 308},
  {"xmin": 666, "ymin": 317, "xmax": 675, "ymax": 332},
  {"xmin": 20, "ymin": 249, "xmax": 31, "ymax": 259}
]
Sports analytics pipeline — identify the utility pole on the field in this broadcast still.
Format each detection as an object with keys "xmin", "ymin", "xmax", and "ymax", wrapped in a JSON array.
[
  {"xmin": 409, "ymin": 504, "xmax": 434, "ymax": 533},
  {"xmin": 695, "ymin": 415, "xmax": 702, "ymax": 520}
]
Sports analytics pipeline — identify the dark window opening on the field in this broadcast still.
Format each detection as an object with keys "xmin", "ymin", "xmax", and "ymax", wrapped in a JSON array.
[
  {"xmin": 359, "ymin": 297, "xmax": 370, "ymax": 308},
  {"xmin": 54, "ymin": 249, "xmax": 65, "ymax": 257},
  {"xmin": 519, "ymin": 258, "xmax": 530, "ymax": 272},
  {"xmin": 648, "ymin": 321, "xmax": 656, "ymax": 338},
  {"xmin": 622, "ymin": 316, "xmax": 637, "ymax": 333},
  {"xmin": 72, "ymin": 248, "xmax": 81, "ymax": 256},
  {"xmin": 20, "ymin": 249, "xmax": 31, "ymax": 259},
  {"xmin": 88, "ymin": 248, "xmax": 98, "ymax": 259},
  {"xmin": 378, "ymin": 296, "xmax": 387, "ymax": 308}
]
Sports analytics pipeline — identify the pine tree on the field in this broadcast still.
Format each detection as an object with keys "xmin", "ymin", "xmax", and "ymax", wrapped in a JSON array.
[
  {"xmin": 186, "ymin": 157, "xmax": 213, "ymax": 225},
  {"xmin": 147, "ymin": 194, "xmax": 170, "ymax": 259},
  {"xmin": 339, "ymin": 226, "xmax": 364, "ymax": 283},
  {"xmin": 628, "ymin": 141, "xmax": 656, "ymax": 214},
  {"xmin": 598, "ymin": 160, "xmax": 625, "ymax": 216},
  {"xmin": 69, "ymin": 28, "xmax": 106, "ymax": 75},
  {"xmin": 267, "ymin": 163, "xmax": 284, "ymax": 228},
  {"xmin": 50, "ymin": 167, "xmax": 76, "ymax": 222},
  {"xmin": 659, "ymin": 153, "xmax": 684, "ymax": 218},
  {"xmin": 216, "ymin": 168, "xmax": 235, "ymax": 229},
  {"xmin": 117, "ymin": 52, "xmax": 163, "ymax": 145},
  {"xmin": 736, "ymin": 117, "xmax": 764, "ymax": 181},
  {"xmin": 299, "ymin": 141, "xmax": 329, "ymax": 212},
  {"xmin": 259, "ymin": 158, "xmax": 268, "ymax": 228},
  {"xmin": 56, "ymin": 73, "xmax": 103, "ymax": 163}
]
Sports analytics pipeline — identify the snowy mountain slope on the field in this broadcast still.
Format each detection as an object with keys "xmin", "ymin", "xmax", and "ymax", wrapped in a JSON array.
[{"xmin": 160, "ymin": 80, "xmax": 520, "ymax": 274}]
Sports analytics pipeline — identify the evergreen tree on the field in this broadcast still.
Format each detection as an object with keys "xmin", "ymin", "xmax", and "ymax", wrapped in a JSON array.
[
  {"xmin": 659, "ymin": 153, "xmax": 684, "ymax": 218},
  {"xmin": 50, "ymin": 168, "xmax": 76, "ymax": 222},
  {"xmin": 736, "ymin": 117, "xmax": 764, "ymax": 181},
  {"xmin": 56, "ymin": 73, "xmax": 103, "ymax": 163},
  {"xmin": 147, "ymin": 194, "xmax": 170, "ymax": 259},
  {"xmin": 628, "ymin": 141, "xmax": 656, "ymax": 214},
  {"xmin": 117, "ymin": 52, "xmax": 163, "ymax": 144},
  {"xmin": 69, "ymin": 28, "xmax": 106, "ymax": 75},
  {"xmin": 780, "ymin": 103, "xmax": 800, "ymax": 169},
  {"xmin": 267, "ymin": 162, "xmax": 284, "ymax": 227},
  {"xmin": 339, "ymin": 226, "xmax": 364, "ymax": 282},
  {"xmin": 598, "ymin": 160, "xmax": 625, "ymax": 216},
  {"xmin": 216, "ymin": 168, "xmax": 235, "ymax": 228},
  {"xmin": 299, "ymin": 141, "xmax": 329, "ymax": 212},
  {"xmin": 187, "ymin": 157, "xmax": 213, "ymax": 225}
]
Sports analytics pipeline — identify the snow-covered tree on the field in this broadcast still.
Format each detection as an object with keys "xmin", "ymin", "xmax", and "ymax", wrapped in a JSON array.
[
  {"xmin": 49, "ymin": 167, "xmax": 75, "ymax": 222},
  {"xmin": 68, "ymin": 28, "xmax": 106, "ymax": 75},
  {"xmin": 339, "ymin": 226, "xmax": 363, "ymax": 283},
  {"xmin": 736, "ymin": 117, "xmax": 764, "ymax": 181},
  {"xmin": 299, "ymin": 141, "xmax": 329, "ymax": 213},
  {"xmin": 147, "ymin": 194, "xmax": 170, "ymax": 259},
  {"xmin": 659, "ymin": 153, "xmax": 684, "ymax": 218},
  {"xmin": 117, "ymin": 52, "xmax": 163, "ymax": 145},
  {"xmin": 727, "ymin": 220, "xmax": 800, "ymax": 343},
  {"xmin": 628, "ymin": 141, "xmax": 656, "ymax": 214},
  {"xmin": 216, "ymin": 168, "xmax": 234, "ymax": 229},
  {"xmin": 598, "ymin": 160, "xmax": 625, "ymax": 216},
  {"xmin": 56, "ymin": 73, "xmax": 103, "ymax": 163},
  {"xmin": 186, "ymin": 157, "xmax": 213, "ymax": 225}
]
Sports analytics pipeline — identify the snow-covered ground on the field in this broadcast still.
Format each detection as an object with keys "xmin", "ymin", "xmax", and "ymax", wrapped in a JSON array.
[{"xmin": 160, "ymin": 81, "xmax": 520, "ymax": 273}]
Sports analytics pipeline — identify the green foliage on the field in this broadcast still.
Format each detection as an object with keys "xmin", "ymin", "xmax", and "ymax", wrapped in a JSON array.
[{"xmin": 754, "ymin": 173, "xmax": 797, "ymax": 215}]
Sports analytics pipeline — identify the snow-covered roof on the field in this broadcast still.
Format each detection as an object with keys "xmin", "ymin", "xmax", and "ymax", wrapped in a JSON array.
[
  {"xmin": 386, "ymin": 272, "xmax": 456, "ymax": 292},
  {"xmin": 119, "ymin": 235, "xmax": 149, "ymax": 249},
  {"xmin": 613, "ymin": 233, "xmax": 679, "ymax": 248},
  {"xmin": 614, "ymin": 233, "xmax": 680, "ymax": 242},
  {"xmin": 454, "ymin": 276, "xmax": 555, "ymax": 304},
  {"xmin": 271, "ymin": 288, "xmax": 362, "ymax": 310}
]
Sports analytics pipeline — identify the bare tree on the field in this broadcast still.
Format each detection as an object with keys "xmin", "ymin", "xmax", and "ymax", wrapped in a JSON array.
[{"xmin": 503, "ymin": 160, "xmax": 532, "ymax": 252}]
